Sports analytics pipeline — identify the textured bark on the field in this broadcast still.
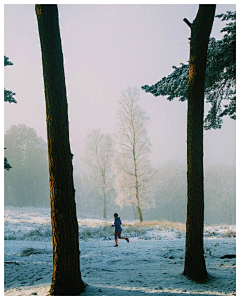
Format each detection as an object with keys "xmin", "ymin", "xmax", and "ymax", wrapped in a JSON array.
[
  {"xmin": 35, "ymin": 5, "xmax": 85, "ymax": 295},
  {"xmin": 184, "ymin": 5, "xmax": 216, "ymax": 280}
]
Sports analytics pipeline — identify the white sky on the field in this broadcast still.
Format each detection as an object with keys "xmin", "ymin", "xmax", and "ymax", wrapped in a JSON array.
[{"xmin": 4, "ymin": 3, "xmax": 236, "ymax": 170}]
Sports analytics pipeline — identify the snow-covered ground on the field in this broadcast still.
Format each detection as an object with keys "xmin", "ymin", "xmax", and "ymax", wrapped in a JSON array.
[{"xmin": 4, "ymin": 206, "xmax": 236, "ymax": 296}]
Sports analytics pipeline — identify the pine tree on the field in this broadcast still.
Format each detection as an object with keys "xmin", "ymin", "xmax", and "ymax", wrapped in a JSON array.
[
  {"xmin": 142, "ymin": 11, "xmax": 236, "ymax": 130},
  {"xmin": 183, "ymin": 4, "xmax": 216, "ymax": 280}
]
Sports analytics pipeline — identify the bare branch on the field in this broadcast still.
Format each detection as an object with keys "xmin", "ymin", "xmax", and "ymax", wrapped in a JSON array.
[{"xmin": 183, "ymin": 18, "xmax": 192, "ymax": 29}]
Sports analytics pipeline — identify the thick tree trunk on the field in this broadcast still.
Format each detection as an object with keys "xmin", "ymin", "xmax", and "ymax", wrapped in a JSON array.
[
  {"xmin": 184, "ymin": 5, "xmax": 216, "ymax": 280},
  {"xmin": 35, "ymin": 5, "xmax": 85, "ymax": 295}
]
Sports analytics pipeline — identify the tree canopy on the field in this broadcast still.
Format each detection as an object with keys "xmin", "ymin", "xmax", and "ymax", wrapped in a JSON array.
[
  {"xmin": 142, "ymin": 11, "xmax": 236, "ymax": 130},
  {"xmin": 113, "ymin": 87, "xmax": 156, "ymax": 222}
]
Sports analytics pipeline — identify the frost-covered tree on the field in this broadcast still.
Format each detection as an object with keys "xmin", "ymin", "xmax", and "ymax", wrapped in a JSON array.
[
  {"xmin": 83, "ymin": 129, "xmax": 114, "ymax": 219},
  {"xmin": 113, "ymin": 87, "xmax": 156, "ymax": 222}
]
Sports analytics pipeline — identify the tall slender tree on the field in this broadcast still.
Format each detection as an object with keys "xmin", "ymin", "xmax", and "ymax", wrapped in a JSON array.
[
  {"xmin": 113, "ymin": 87, "xmax": 156, "ymax": 222},
  {"xmin": 183, "ymin": 4, "xmax": 216, "ymax": 280},
  {"xmin": 83, "ymin": 129, "xmax": 114, "ymax": 219},
  {"xmin": 35, "ymin": 5, "xmax": 85, "ymax": 295},
  {"xmin": 142, "ymin": 4, "xmax": 217, "ymax": 280}
]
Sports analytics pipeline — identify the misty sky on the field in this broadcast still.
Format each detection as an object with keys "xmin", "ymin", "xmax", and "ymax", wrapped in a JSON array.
[{"xmin": 4, "ymin": 4, "xmax": 236, "ymax": 171}]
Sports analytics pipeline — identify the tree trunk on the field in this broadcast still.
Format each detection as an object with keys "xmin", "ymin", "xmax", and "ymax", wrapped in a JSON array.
[
  {"xmin": 137, "ymin": 205, "xmax": 143, "ymax": 223},
  {"xmin": 35, "ymin": 5, "xmax": 85, "ymax": 295},
  {"xmin": 184, "ymin": 5, "xmax": 216, "ymax": 280},
  {"xmin": 133, "ymin": 143, "xmax": 143, "ymax": 222},
  {"xmin": 103, "ymin": 187, "xmax": 107, "ymax": 219}
]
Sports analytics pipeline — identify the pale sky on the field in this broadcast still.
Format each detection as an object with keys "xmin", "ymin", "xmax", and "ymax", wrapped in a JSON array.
[{"xmin": 4, "ymin": 3, "xmax": 236, "ymax": 171}]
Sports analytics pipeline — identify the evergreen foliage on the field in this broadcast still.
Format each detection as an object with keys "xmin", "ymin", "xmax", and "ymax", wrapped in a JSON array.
[
  {"xmin": 4, "ymin": 56, "xmax": 13, "ymax": 66},
  {"xmin": 4, "ymin": 56, "xmax": 17, "ymax": 104},
  {"xmin": 4, "ymin": 89, "xmax": 17, "ymax": 104},
  {"xmin": 4, "ymin": 154, "xmax": 12, "ymax": 171},
  {"xmin": 142, "ymin": 11, "xmax": 236, "ymax": 130},
  {"xmin": 4, "ymin": 56, "xmax": 17, "ymax": 171}
]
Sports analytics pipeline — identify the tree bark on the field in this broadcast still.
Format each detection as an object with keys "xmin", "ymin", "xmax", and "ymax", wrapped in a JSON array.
[
  {"xmin": 133, "ymin": 145, "xmax": 143, "ymax": 222},
  {"xmin": 184, "ymin": 5, "xmax": 216, "ymax": 280},
  {"xmin": 137, "ymin": 205, "xmax": 143, "ymax": 222},
  {"xmin": 35, "ymin": 5, "xmax": 85, "ymax": 295}
]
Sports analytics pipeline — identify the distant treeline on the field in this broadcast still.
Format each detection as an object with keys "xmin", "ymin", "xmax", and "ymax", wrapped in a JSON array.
[
  {"xmin": 142, "ymin": 163, "xmax": 236, "ymax": 226},
  {"xmin": 4, "ymin": 124, "xmax": 49, "ymax": 207},
  {"xmin": 75, "ymin": 162, "xmax": 235, "ymax": 225},
  {"xmin": 4, "ymin": 124, "xmax": 235, "ymax": 225}
]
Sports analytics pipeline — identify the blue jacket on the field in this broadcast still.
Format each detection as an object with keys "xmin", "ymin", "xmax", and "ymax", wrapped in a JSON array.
[{"xmin": 112, "ymin": 217, "xmax": 122, "ymax": 232}]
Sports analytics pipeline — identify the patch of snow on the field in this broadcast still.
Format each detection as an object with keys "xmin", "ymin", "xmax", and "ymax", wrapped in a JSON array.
[{"xmin": 4, "ymin": 206, "xmax": 236, "ymax": 296}]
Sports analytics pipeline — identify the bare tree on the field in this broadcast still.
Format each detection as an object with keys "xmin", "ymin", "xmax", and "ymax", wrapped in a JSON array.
[
  {"xmin": 113, "ymin": 87, "xmax": 156, "ymax": 222},
  {"xmin": 83, "ymin": 129, "xmax": 114, "ymax": 219},
  {"xmin": 35, "ymin": 5, "xmax": 84, "ymax": 295}
]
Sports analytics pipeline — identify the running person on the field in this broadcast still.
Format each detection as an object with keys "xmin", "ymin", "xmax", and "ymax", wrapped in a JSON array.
[{"xmin": 111, "ymin": 213, "xmax": 129, "ymax": 247}]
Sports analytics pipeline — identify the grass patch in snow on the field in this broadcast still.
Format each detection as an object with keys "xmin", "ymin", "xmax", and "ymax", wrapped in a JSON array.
[
  {"xmin": 18, "ymin": 247, "xmax": 52, "ymax": 256},
  {"xmin": 123, "ymin": 220, "xmax": 186, "ymax": 232},
  {"xmin": 78, "ymin": 219, "xmax": 186, "ymax": 240}
]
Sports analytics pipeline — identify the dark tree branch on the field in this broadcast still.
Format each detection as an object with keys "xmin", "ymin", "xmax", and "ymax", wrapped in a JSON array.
[{"xmin": 183, "ymin": 18, "xmax": 192, "ymax": 28}]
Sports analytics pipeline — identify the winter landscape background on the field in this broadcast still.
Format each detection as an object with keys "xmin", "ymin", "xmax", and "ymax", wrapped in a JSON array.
[
  {"xmin": 4, "ymin": 3, "xmax": 236, "ymax": 296},
  {"xmin": 4, "ymin": 4, "xmax": 236, "ymax": 224},
  {"xmin": 4, "ymin": 206, "xmax": 236, "ymax": 296}
]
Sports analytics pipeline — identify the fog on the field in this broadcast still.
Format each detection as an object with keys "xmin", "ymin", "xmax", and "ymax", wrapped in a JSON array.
[
  {"xmin": 4, "ymin": 4, "xmax": 236, "ymax": 225},
  {"xmin": 4, "ymin": 124, "xmax": 236, "ymax": 225}
]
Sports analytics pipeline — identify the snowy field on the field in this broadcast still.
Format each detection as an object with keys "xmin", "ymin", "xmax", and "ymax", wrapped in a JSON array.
[{"xmin": 4, "ymin": 206, "xmax": 236, "ymax": 296}]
